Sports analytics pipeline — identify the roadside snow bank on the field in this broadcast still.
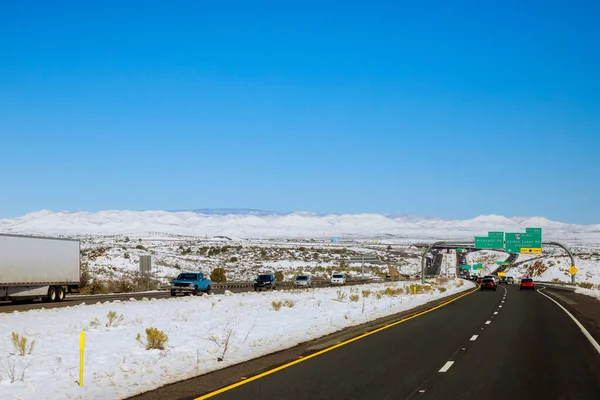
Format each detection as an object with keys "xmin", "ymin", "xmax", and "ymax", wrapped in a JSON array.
[{"xmin": 0, "ymin": 279, "xmax": 474, "ymax": 399}]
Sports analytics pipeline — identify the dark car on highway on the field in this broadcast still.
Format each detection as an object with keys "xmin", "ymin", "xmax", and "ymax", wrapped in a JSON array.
[
  {"xmin": 520, "ymin": 278, "xmax": 535, "ymax": 291},
  {"xmin": 253, "ymin": 274, "xmax": 277, "ymax": 291},
  {"xmin": 476, "ymin": 276, "xmax": 484, "ymax": 284},
  {"xmin": 480, "ymin": 278, "xmax": 497, "ymax": 291}
]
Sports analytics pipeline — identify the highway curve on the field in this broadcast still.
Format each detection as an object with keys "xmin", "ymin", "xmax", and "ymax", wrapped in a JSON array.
[{"xmin": 190, "ymin": 284, "xmax": 600, "ymax": 400}]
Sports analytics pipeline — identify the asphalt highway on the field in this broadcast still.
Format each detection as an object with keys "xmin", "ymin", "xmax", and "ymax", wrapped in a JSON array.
[{"xmin": 196, "ymin": 284, "xmax": 600, "ymax": 400}]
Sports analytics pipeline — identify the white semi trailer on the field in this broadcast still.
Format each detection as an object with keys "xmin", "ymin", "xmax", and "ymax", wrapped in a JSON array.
[{"xmin": 0, "ymin": 234, "xmax": 80, "ymax": 303}]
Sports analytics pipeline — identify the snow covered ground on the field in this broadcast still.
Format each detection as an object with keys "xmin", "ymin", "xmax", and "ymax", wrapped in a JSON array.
[
  {"xmin": 465, "ymin": 249, "xmax": 600, "ymax": 287},
  {"xmin": 2, "ymin": 210, "xmax": 600, "ymax": 244},
  {"xmin": 0, "ymin": 279, "xmax": 472, "ymax": 400}
]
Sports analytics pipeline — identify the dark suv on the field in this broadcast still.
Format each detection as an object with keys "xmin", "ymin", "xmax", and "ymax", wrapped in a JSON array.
[
  {"xmin": 480, "ymin": 278, "xmax": 497, "ymax": 291},
  {"xmin": 253, "ymin": 274, "xmax": 277, "ymax": 291}
]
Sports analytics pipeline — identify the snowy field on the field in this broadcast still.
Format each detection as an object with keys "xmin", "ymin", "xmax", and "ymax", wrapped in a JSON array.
[
  {"xmin": 2, "ymin": 210, "xmax": 600, "ymax": 244},
  {"xmin": 0, "ymin": 279, "xmax": 472, "ymax": 400}
]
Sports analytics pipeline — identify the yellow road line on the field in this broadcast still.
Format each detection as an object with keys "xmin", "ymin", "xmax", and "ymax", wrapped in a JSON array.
[{"xmin": 195, "ymin": 285, "xmax": 479, "ymax": 399}]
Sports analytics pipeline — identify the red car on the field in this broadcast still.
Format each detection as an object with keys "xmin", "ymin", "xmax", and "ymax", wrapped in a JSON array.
[
  {"xmin": 520, "ymin": 278, "xmax": 535, "ymax": 290},
  {"xmin": 476, "ymin": 276, "xmax": 484, "ymax": 284},
  {"xmin": 480, "ymin": 278, "xmax": 496, "ymax": 291}
]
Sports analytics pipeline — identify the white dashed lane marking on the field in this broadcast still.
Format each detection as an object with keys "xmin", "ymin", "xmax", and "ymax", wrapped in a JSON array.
[
  {"xmin": 439, "ymin": 361, "xmax": 455, "ymax": 373},
  {"xmin": 470, "ymin": 335, "xmax": 478, "ymax": 341},
  {"xmin": 485, "ymin": 320, "xmax": 491, "ymax": 325}
]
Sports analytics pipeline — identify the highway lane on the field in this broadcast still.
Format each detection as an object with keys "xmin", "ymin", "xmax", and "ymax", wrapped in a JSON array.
[
  {"xmin": 195, "ymin": 284, "xmax": 600, "ymax": 400},
  {"xmin": 419, "ymin": 285, "xmax": 600, "ymax": 399}
]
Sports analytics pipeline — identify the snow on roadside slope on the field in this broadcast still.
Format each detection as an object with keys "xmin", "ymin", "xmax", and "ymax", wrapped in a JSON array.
[{"xmin": 0, "ymin": 279, "xmax": 473, "ymax": 400}]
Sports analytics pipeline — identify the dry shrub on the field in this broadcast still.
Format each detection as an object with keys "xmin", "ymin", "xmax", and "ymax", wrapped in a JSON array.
[
  {"xmin": 136, "ymin": 327, "xmax": 168, "ymax": 350},
  {"xmin": 437, "ymin": 277, "xmax": 450, "ymax": 285},
  {"xmin": 11, "ymin": 333, "xmax": 36, "ymax": 357},
  {"xmin": 106, "ymin": 311, "xmax": 124, "ymax": 327},
  {"xmin": 577, "ymin": 282, "xmax": 594, "ymax": 289},
  {"xmin": 283, "ymin": 299, "xmax": 295, "ymax": 308},
  {"xmin": 271, "ymin": 300, "xmax": 283, "ymax": 311},
  {"xmin": 349, "ymin": 294, "xmax": 360, "ymax": 302}
]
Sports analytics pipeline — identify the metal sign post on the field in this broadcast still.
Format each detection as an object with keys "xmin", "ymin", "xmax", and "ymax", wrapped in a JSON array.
[{"xmin": 347, "ymin": 255, "xmax": 380, "ymax": 279}]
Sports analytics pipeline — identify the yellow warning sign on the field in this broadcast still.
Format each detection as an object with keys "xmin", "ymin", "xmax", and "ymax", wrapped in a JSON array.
[
  {"xmin": 568, "ymin": 266, "xmax": 578, "ymax": 275},
  {"xmin": 520, "ymin": 248, "xmax": 542, "ymax": 254},
  {"xmin": 498, "ymin": 272, "xmax": 507, "ymax": 277}
]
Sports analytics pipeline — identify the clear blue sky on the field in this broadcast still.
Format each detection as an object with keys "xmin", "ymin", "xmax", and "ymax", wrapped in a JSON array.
[{"xmin": 1, "ymin": 1, "xmax": 599, "ymax": 223}]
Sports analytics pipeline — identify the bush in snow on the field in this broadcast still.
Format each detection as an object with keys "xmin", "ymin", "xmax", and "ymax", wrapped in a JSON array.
[
  {"xmin": 349, "ymin": 294, "xmax": 360, "ymax": 302},
  {"xmin": 11, "ymin": 332, "xmax": 36, "ymax": 357},
  {"xmin": 136, "ymin": 328, "xmax": 168, "ymax": 350},
  {"xmin": 274, "ymin": 271, "xmax": 284, "ymax": 282},
  {"xmin": 361, "ymin": 289, "xmax": 371, "ymax": 298},
  {"xmin": 336, "ymin": 290, "xmax": 347, "ymax": 302},
  {"xmin": 271, "ymin": 300, "xmax": 283, "ymax": 311},
  {"xmin": 283, "ymin": 299, "xmax": 295, "ymax": 308},
  {"xmin": 211, "ymin": 268, "xmax": 227, "ymax": 283},
  {"xmin": 577, "ymin": 282, "xmax": 594, "ymax": 289},
  {"xmin": 106, "ymin": 311, "xmax": 124, "ymax": 328}
]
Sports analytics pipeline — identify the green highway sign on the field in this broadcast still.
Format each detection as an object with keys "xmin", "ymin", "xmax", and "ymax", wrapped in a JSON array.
[
  {"xmin": 473, "ymin": 263, "xmax": 483, "ymax": 270},
  {"xmin": 505, "ymin": 232, "xmax": 542, "ymax": 253},
  {"xmin": 496, "ymin": 261, "xmax": 510, "ymax": 265},
  {"xmin": 488, "ymin": 231, "xmax": 504, "ymax": 237},
  {"xmin": 526, "ymin": 227, "xmax": 542, "ymax": 234},
  {"xmin": 475, "ymin": 236, "xmax": 504, "ymax": 249},
  {"xmin": 461, "ymin": 265, "xmax": 471, "ymax": 270},
  {"xmin": 456, "ymin": 248, "xmax": 464, "ymax": 251}
]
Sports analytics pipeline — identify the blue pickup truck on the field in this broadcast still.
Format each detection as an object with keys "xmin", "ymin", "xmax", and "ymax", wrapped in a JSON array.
[{"xmin": 170, "ymin": 272, "xmax": 212, "ymax": 296}]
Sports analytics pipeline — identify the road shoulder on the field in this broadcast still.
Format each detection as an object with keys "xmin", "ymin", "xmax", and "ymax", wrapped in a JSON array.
[{"xmin": 542, "ymin": 287, "xmax": 600, "ymax": 345}]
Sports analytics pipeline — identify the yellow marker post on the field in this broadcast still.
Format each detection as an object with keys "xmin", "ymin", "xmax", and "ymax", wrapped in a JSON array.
[
  {"xmin": 79, "ymin": 331, "xmax": 85, "ymax": 386},
  {"xmin": 413, "ymin": 285, "xmax": 417, "ymax": 297}
]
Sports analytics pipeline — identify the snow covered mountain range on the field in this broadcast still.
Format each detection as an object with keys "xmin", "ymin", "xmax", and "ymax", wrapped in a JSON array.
[{"xmin": 1, "ymin": 210, "xmax": 599, "ymax": 243}]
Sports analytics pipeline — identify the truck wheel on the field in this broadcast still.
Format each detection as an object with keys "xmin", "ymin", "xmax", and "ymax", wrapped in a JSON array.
[
  {"xmin": 205, "ymin": 286, "xmax": 212, "ymax": 295},
  {"xmin": 170, "ymin": 290, "xmax": 176, "ymax": 297},
  {"xmin": 45, "ymin": 287, "xmax": 57, "ymax": 303},
  {"xmin": 56, "ymin": 287, "xmax": 65, "ymax": 302},
  {"xmin": 192, "ymin": 286, "xmax": 199, "ymax": 296}
]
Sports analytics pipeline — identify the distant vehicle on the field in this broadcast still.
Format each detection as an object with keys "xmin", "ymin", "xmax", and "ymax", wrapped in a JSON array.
[
  {"xmin": 331, "ymin": 273, "xmax": 347, "ymax": 286},
  {"xmin": 471, "ymin": 274, "xmax": 479, "ymax": 281},
  {"xmin": 480, "ymin": 278, "xmax": 497, "ymax": 291},
  {"xmin": 170, "ymin": 272, "xmax": 212, "ymax": 296},
  {"xmin": 294, "ymin": 275, "xmax": 312, "ymax": 288},
  {"xmin": 253, "ymin": 274, "xmax": 277, "ymax": 291},
  {"xmin": 476, "ymin": 276, "xmax": 484, "ymax": 284},
  {"xmin": 385, "ymin": 274, "xmax": 392, "ymax": 281},
  {"xmin": 507, "ymin": 277, "xmax": 514, "ymax": 284},
  {"xmin": 520, "ymin": 278, "xmax": 535, "ymax": 291},
  {"xmin": 484, "ymin": 275, "xmax": 499, "ymax": 284},
  {"xmin": 0, "ymin": 234, "xmax": 80, "ymax": 304},
  {"xmin": 499, "ymin": 276, "xmax": 508, "ymax": 284}
]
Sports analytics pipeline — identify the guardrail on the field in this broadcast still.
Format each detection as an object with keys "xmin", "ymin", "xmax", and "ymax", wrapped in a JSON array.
[
  {"xmin": 535, "ymin": 281, "xmax": 577, "ymax": 291},
  {"xmin": 158, "ymin": 278, "xmax": 376, "ymax": 291}
]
